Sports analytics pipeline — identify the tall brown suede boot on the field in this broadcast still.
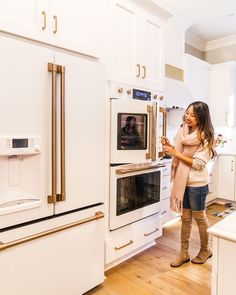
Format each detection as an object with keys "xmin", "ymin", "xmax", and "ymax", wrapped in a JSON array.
[
  {"xmin": 191, "ymin": 210, "xmax": 212, "ymax": 264},
  {"xmin": 170, "ymin": 209, "xmax": 192, "ymax": 267}
]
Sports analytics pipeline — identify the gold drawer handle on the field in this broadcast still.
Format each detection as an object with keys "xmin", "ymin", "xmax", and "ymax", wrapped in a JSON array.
[
  {"xmin": 161, "ymin": 210, "xmax": 167, "ymax": 215},
  {"xmin": 114, "ymin": 240, "xmax": 133, "ymax": 251},
  {"xmin": 144, "ymin": 228, "xmax": 159, "ymax": 236}
]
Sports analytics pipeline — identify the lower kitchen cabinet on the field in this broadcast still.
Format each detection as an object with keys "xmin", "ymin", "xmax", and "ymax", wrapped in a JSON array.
[
  {"xmin": 208, "ymin": 212, "xmax": 236, "ymax": 295},
  {"xmin": 105, "ymin": 212, "xmax": 162, "ymax": 269},
  {"xmin": 217, "ymin": 155, "xmax": 235, "ymax": 201},
  {"xmin": 160, "ymin": 159, "xmax": 179, "ymax": 224},
  {"xmin": 207, "ymin": 158, "xmax": 218, "ymax": 203}
]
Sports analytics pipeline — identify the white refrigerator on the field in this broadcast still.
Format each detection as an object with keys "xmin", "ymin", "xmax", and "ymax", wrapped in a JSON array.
[{"xmin": 0, "ymin": 34, "xmax": 105, "ymax": 294}]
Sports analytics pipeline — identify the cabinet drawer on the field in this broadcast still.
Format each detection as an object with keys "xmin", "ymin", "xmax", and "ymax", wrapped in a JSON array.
[
  {"xmin": 162, "ymin": 175, "xmax": 171, "ymax": 199},
  {"xmin": 161, "ymin": 198, "xmax": 171, "ymax": 224},
  {"xmin": 162, "ymin": 162, "xmax": 171, "ymax": 176},
  {"xmin": 106, "ymin": 229, "xmax": 136, "ymax": 264},
  {"xmin": 135, "ymin": 213, "xmax": 162, "ymax": 246}
]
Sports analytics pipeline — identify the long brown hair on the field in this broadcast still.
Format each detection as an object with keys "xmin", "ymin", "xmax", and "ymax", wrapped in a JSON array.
[{"xmin": 185, "ymin": 101, "xmax": 216, "ymax": 158}]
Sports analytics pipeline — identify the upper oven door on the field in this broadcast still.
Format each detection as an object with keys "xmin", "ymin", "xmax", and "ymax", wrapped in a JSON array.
[{"xmin": 110, "ymin": 98, "xmax": 158, "ymax": 164}]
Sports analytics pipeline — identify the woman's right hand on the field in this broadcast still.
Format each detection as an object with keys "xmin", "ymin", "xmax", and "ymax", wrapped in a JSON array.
[{"xmin": 161, "ymin": 136, "xmax": 171, "ymax": 146}]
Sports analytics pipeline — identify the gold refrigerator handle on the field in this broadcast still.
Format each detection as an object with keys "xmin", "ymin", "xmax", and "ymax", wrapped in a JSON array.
[
  {"xmin": 57, "ymin": 65, "xmax": 66, "ymax": 202},
  {"xmin": 48, "ymin": 63, "xmax": 58, "ymax": 204},
  {"xmin": 146, "ymin": 105, "xmax": 153, "ymax": 160},
  {"xmin": 0, "ymin": 211, "xmax": 104, "ymax": 252}
]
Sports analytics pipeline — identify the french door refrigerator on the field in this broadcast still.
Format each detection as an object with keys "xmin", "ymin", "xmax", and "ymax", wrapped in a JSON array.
[{"xmin": 0, "ymin": 35, "xmax": 105, "ymax": 295}]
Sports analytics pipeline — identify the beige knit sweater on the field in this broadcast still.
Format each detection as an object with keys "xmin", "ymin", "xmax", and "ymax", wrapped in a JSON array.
[{"xmin": 187, "ymin": 141, "xmax": 211, "ymax": 187}]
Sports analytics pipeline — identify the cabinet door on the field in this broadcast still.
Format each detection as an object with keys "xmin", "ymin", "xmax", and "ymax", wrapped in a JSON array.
[
  {"xmin": 108, "ymin": 0, "xmax": 138, "ymax": 85},
  {"xmin": 141, "ymin": 15, "xmax": 164, "ymax": 90},
  {"xmin": 0, "ymin": 0, "xmax": 49, "ymax": 43},
  {"xmin": 184, "ymin": 54, "xmax": 211, "ymax": 105},
  {"xmin": 210, "ymin": 63, "xmax": 236, "ymax": 127},
  {"xmin": 218, "ymin": 156, "xmax": 235, "ymax": 201},
  {"xmin": 50, "ymin": 0, "xmax": 104, "ymax": 57}
]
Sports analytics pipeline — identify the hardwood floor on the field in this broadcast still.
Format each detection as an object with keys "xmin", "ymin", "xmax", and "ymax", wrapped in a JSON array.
[{"xmin": 85, "ymin": 203, "xmax": 225, "ymax": 295}]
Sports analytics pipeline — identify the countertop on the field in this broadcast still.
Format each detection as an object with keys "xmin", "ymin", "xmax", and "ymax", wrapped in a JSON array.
[{"xmin": 208, "ymin": 211, "xmax": 236, "ymax": 242}]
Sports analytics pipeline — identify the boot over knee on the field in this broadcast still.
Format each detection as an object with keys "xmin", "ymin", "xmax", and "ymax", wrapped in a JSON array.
[
  {"xmin": 191, "ymin": 210, "xmax": 212, "ymax": 264},
  {"xmin": 170, "ymin": 209, "xmax": 192, "ymax": 267}
]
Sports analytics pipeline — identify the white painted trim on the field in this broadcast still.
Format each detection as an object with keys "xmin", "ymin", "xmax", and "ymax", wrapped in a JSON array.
[
  {"xmin": 185, "ymin": 31, "xmax": 205, "ymax": 51},
  {"xmin": 205, "ymin": 34, "xmax": 236, "ymax": 51}
]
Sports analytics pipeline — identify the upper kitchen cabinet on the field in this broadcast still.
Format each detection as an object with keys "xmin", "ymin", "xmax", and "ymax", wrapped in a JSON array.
[
  {"xmin": 210, "ymin": 62, "xmax": 236, "ymax": 127},
  {"xmin": 0, "ymin": 0, "xmax": 104, "ymax": 58},
  {"xmin": 184, "ymin": 54, "xmax": 211, "ymax": 106},
  {"xmin": 107, "ymin": 0, "xmax": 170, "ymax": 90}
]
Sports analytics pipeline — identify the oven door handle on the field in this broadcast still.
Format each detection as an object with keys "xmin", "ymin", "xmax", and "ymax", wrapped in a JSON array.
[
  {"xmin": 116, "ymin": 163, "xmax": 165, "ymax": 175},
  {"xmin": 146, "ymin": 105, "xmax": 153, "ymax": 160},
  {"xmin": 146, "ymin": 103, "xmax": 157, "ymax": 161}
]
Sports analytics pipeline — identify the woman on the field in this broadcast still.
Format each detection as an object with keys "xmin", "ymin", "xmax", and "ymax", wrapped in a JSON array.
[{"xmin": 162, "ymin": 101, "xmax": 216, "ymax": 267}]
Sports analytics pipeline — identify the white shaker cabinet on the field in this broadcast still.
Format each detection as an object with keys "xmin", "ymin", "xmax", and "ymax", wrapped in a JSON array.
[
  {"xmin": 210, "ymin": 62, "xmax": 236, "ymax": 127},
  {"xmin": 0, "ymin": 0, "xmax": 104, "ymax": 57},
  {"xmin": 184, "ymin": 54, "xmax": 211, "ymax": 106},
  {"xmin": 217, "ymin": 155, "xmax": 235, "ymax": 201},
  {"xmin": 108, "ymin": 0, "xmax": 166, "ymax": 90}
]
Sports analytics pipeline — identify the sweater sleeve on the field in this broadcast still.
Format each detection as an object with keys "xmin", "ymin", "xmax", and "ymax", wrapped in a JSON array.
[{"xmin": 192, "ymin": 142, "xmax": 211, "ymax": 170}]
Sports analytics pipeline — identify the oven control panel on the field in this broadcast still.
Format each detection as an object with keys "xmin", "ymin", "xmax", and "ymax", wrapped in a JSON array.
[
  {"xmin": 0, "ymin": 136, "xmax": 41, "ymax": 155},
  {"xmin": 109, "ymin": 81, "xmax": 163, "ymax": 101}
]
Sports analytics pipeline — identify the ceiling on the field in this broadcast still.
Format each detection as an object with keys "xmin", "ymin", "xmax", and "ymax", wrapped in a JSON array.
[{"xmin": 155, "ymin": 0, "xmax": 236, "ymax": 42}]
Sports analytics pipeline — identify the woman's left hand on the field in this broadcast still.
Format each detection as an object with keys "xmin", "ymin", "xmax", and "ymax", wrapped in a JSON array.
[{"xmin": 163, "ymin": 145, "xmax": 177, "ymax": 156}]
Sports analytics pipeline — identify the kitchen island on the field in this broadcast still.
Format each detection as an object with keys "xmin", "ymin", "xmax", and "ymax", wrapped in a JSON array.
[{"xmin": 208, "ymin": 211, "xmax": 236, "ymax": 295}]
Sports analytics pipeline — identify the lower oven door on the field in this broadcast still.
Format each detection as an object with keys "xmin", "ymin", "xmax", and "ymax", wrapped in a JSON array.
[{"xmin": 110, "ymin": 163, "xmax": 162, "ymax": 230}]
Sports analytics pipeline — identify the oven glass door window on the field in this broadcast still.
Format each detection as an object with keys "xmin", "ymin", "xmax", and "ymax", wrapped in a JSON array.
[
  {"xmin": 116, "ymin": 171, "xmax": 160, "ymax": 216},
  {"xmin": 117, "ymin": 113, "xmax": 147, "ymax": 150}
]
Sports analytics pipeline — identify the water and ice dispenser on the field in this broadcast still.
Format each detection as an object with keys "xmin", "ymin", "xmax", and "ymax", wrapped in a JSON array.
[{"xmin": 0, "ymin": 136, "xmax": 42, "ymax": 215}]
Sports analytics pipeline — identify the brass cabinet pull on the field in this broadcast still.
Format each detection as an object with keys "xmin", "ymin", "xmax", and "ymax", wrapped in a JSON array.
[
  {"xmin": 48, "ymin": 63, "xmax": 58, "ymax": 204},
  {"xmin": 0, "ymin": 211, "xmax": 104, "ymax": 252},
  {"xmin": 161, "ymin": 210, "xmax": 167, "ymax": 215},
  {"xmin": 144, "ymin": 228, "xmax": 159, "ymax": 236},
  {"xmin": 42, "ymin": 11, "xmax": 46, "ymax": 30},
  {"xmin": 136, "ymin": 64, "xmax": 141, "ymax": 78},
  {"xmin": 114, "ymin": 240, "xmax": 133, "ymax": 250},
  {"xmin": 53, "ymin": 15, "xmax": 58, "ymax": 34},
  {"xmin": 142, "ymin": 65, "xmax": 146, "ymax": 79}
]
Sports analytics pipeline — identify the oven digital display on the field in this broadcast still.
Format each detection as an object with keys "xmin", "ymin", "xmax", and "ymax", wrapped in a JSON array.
[
  {"xmin": 133, "ymin": 89, "xmax": 151, "ymax": 101},
  {"xmin": 12, "ymin": 138, "xmax": 28, "ymax": 148}
]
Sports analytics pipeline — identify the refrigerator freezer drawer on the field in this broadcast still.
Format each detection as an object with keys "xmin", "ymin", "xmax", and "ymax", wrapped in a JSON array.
[{"xmin": 0, "ymin": 205, "xmax": 105, "ymax": 295}]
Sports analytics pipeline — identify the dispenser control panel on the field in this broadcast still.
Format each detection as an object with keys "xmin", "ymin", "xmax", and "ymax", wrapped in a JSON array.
[{"xmin": 0, "ymin": 136, "xmax": 41, "ymax": 155}]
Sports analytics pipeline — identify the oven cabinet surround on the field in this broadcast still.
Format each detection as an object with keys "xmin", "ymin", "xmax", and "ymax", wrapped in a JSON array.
[
  {"xmin": 217, "ymin": 155, "xmax": 236, "ymax": 201},
  {"xmin": 0, "ymin": 205, "xmax": 105, "ymax": 295},
  {"xmin": 105, "ymin": 212, "xmax": 162, "ymax": 269},
  {"xmin": 0, "ymin": 0, "xmax": 104, "ymax": 57},
  {"xmin": 107, "ymin": 0, "xmax": 170, "ymax": 91},
  {"xmin": 210, "ymin": 62, "xmax": 236, "ymax": 127},
  {"xmin": 208, "ymin": 212, "xmax": 236, "ymax": 295}
]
